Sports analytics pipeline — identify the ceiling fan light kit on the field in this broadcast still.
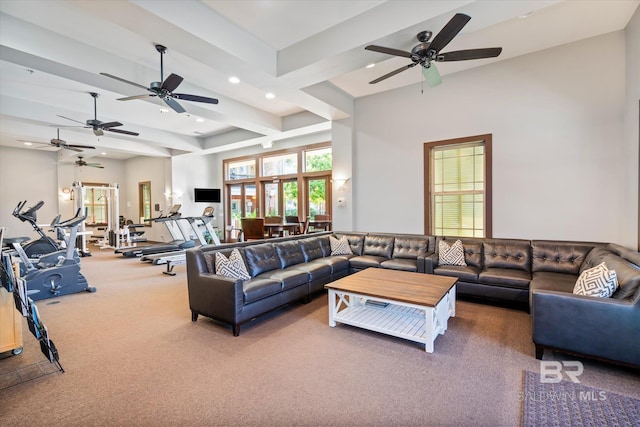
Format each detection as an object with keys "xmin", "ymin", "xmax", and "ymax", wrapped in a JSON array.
[
  {"xmin": 100, "ymin": 44, "xmax": 219, "ymax": 114},
  {"xmin": 365, "ymin": 13, "xmax": 502, "ymax": 88}
]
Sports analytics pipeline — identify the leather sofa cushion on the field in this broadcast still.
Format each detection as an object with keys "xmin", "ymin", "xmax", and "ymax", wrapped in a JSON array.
[
  {"xmin": 381, "ymin": 258, "xmax": 417, "ymax": 272},
  {"xmin": 243, "ymin": 278, "xmax": 283, "ymax": 304},
  {"xmin": 291, "ymin": 262, "xmax": 332, "ymax": 281},
  {"xmin": 434, "ymin": 265, "xmax": 481, "ymax": 282},
  {"xmin": 530, "ymin": 271, "xmax": 578, "ymax": 294},
  {"xmin": 299, "ymin": 238, "xmax": 324, "ymax": 261},
  {"xmin": 243, "ymin": 243, "xmax": 281, "ymax": 277},
  {"xmin": 602, "ymin": 254, "xmax": 640, "ymax": 300},
  {"xmin": 479, "ymin": 268, "xmax": 531, "ymax": 290},
  {"xmin": 436, "ymin": 237, "xmax": 483, "ymax": 268},
  {"xmin": 532, "ymin": 242, "xmax": 593, "ymax": 275},
  {"xmin": 607, "ymin": 243, "xmax": 640, "ymax": 266},
  {"xmin": 275, "ymin": 241, "xmax": 305, "ymax": 268},
  {"xmin": 393, "ymin": 237, "xmax": 428, "ymax": 259},
  {"xmin": 579, "ymin": 247, "xmax": 611, "ymax": 274},
  {"xmin": 258, "ymin": 268, "xmax": 308, "ymax": 290},
  {"xmin": 334, "ymin": 233, "xmax": 365, "ymax": 256},
  {"xmin": 350, "ymin": 255, "xmax": 386, "ymax": 269},
  {"xmin": 363, "ymin": 235, "xmax": 394, "ymax": 259},
  {"xmin": 311, "ymin": 256, "xmax": 350, "ymax": 274},
  {"xmin": 483, "ymin": 240, "xmax": 531, "ymax": 272}
]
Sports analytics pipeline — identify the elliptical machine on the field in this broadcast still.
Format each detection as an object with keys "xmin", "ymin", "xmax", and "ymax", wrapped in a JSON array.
[
  {"xmin": 9, "ymin": 200, "xmax": 62, "ymax": 258},
  {"xmin": 10, "ymin": 208, "xmax": 96, "ymax": 301}
]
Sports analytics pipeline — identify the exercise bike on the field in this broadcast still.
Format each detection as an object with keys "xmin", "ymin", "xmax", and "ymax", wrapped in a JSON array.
[
  {"xmin": 10, "ymin": 208, "xmax": 96, "ymax": 301},
  {"xmin": 8, "ymin": 200, "xmax": 63, "ymax": 258}
]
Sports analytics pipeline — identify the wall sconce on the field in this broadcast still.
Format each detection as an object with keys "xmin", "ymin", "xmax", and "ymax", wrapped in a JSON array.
[
  {"xmin": 262, "ymin": 140, "xmax": 273, "ymax": 149},
  {"xmin": 332, "ymin": 178, "xmax": 350, "ymax": 191},
  {"xmin": 61, "ymin": 187, "xmax": 71, "ymax": 201}
]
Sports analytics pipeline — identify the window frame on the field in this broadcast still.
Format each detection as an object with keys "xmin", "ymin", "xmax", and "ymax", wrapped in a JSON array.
[{"xmin": 423, "ymin": 134, "xmax": 492, "ymax": 238}]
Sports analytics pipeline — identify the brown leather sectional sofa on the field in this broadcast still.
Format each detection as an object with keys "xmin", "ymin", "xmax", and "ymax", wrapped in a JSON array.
[{"xmin": 186, "ymin": 231, "xmax": 640, "ymax": 367}]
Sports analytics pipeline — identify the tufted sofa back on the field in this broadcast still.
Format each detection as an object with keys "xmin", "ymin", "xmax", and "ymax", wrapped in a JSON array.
[
  {"xmin": 532, "ymin": 241, "xmax": 595, "ymax": 275},
  {"xmin": 299, "ymin": 237, "xmax": 324, "ymax": 262},
  {"xmin": 393, "ymin": 237, "xmax": 429, "ymax": 259},
  {"xmin": 334, "ymin": 233, "xmax": 366, "ymax": 255},
  {"xmin": 440, "ymin": 237, "xmax": 483, "ymax": 268},
  {"xmin": 274, "ymin": 240, "xmax": 305, "ymax": 268},
  {"xmin": 483, "ymin": 239, "xmax": 531, "ymax": 272},
  {"xmin": 243, "ymin": 243, "xmax": 281, "ymax": 276},
  {"xmin": 363, "ymin": 235, "xmax": 394, "ymax": 259}
]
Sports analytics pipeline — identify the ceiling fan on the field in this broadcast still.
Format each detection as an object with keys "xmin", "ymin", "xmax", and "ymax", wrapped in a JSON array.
[
  {"xmin": 100, "ymin": 44, "xmax": 219, "ymax": 114},
  {"xmin": 18, "ymin": 128, "xmax": 96, "ymax": 152},
  {"xmin": 57, "ymin": 92, "xmax": 139, "ymax": 137},
  {"xmin": 365, "ymin": 13, "xmax": 502, "ymax": 87},
  {"xmin": 73, "ymin": 156, "xmax": 104, "ymax": 169}
]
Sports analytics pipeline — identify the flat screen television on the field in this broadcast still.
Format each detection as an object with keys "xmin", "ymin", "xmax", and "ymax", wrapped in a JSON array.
[{"xmin": 194, "ymin": 188, "xmax": 221, "ymax": 203}]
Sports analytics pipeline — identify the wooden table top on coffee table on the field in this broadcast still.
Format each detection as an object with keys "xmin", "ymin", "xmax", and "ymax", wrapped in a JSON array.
[
  {"xmin": 325, "ymin": 268, "xmax": 458, "ymax": 307},
  {"xmin": 325, "ymin": 268, "xmax": 458, "ymax": 353}
]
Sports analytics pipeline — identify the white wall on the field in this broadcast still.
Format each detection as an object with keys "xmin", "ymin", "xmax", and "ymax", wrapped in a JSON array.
[
  {"xmin": 0, "ymin": 146, "xmax": 59, "ymax": 237},
  {"xmin": 624, "ymin": 6, "xmax": 640, "ymax": 250},
  {"xmin": 353, "ymin": 31, "xmax": 629, "ymax": 244}
]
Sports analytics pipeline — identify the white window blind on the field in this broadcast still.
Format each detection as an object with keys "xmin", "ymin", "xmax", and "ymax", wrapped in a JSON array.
[{"xmin": 431, "ymin": 142, "xmax": 485, "ymax": 237}]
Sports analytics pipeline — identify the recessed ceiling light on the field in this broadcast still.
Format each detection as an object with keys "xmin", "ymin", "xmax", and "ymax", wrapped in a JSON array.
[
  {"xmin": 101, "ymin": 152, "xmax": 107, "ymax": 156},
  {"xmin": 23, "ymin": 142, "xmax": 33, "ymax": 146},
  {"xmin": 265, "ymin": 92, "xmax": 275, "ymax": 100},
  {"xmin": 229, "ymin": 76, "xmax": 240, "ymax": 84},
  {"xmin": 518, "ymin": 11, "xmax": 534, "ymax": 19},
  {"xmin": 160, "ymin": 108, "xmax": 169, "ymax": 113},
  {"xmin": 196, "ymin": 118, "xmax": 204, "ymax": 123},
  {"xmin": 366, "ymin": 63, "xmax": 375, "ymax": 69}
]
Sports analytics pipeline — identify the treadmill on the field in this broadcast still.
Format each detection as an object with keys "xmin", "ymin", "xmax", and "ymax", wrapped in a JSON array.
[
  {"xmin": 140, "ymin": 206, "xmax": 219, "ymax": 265},
  {"xmin": 117, "ymin": 205, "xmax": 195, "ymax": 258}
]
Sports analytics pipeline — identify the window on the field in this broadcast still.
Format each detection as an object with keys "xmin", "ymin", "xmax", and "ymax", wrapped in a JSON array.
[
  {"xmin": 262, "ymin": 153, "xmax": 297, "ymax": 176},
  {"xmin": 223, "ymin": 143, "xmax": 332, "ymax": 234},
  {"xmin": 227, "ymin": 159, "xmax": 256, "ymax": 180},
  {"xmin": 305, "ymin": 147, "xmax": 332, "ymax": 172},
  {"xmin": 81, "ymin": 183, "xmax": 110, "ymax": 226},
  {"xmin": 424, "ymin": 135, "xmax": 492, "ymax": 238},
  {"xmin": 138, "ymin": 181, "xmax": 151, "ymax": 224}
]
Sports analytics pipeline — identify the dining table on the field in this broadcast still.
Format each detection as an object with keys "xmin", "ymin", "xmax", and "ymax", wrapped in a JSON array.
[
  {"xmin": 308, "ymin": 220, "xmax": 332, "ymax": 232},
  {"xmin": 263, "ymin": 222, "xmax": 301, "ymax": 237}
]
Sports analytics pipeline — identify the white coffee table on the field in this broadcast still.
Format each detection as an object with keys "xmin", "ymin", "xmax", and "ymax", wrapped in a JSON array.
[{"xmin": 325, "ymin": 268, "xmax": 457, "ymax": 353}]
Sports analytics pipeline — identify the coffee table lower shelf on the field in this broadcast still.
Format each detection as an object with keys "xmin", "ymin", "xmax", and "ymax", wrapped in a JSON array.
[{"xmin": 328, "ymin": 287, "xmax": 455, "ymax": 353}]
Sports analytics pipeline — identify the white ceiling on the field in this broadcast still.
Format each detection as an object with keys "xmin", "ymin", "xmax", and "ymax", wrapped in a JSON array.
[{"xmin": 1, "ymin": 0, "xmax": 638, "ymax": 162}]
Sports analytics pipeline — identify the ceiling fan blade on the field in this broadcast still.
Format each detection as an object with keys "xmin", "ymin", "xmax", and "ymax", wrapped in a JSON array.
[
  {"xmin": 118, "ymin": 94, "xmax": 154, "ymax": 101},
  {"xmin": 104, "ymin": 128, "xmax": 140, "ymax": 136},
  {"xmin": 369, "ymin": 63, "xmax": 416, "ymax": 84},
  {"xmin": 66, "ymin": 143, "xmax": 96, "ymax": 150},
  {"xmin": 436, "ymin": 47, "xmax": 502, "ymax": 62},
  {"xmin": 365, "ymin": 45, "xmax": 412, "ymax": 58},
  {"xmin": 100, "ymin": 72, "xmax": 149, "ymax": 91},
  {"xmin": 429, "ymin": 13, "xmax": 471, "ymax": 54},
  {"xmin": 17, "ymin": 139, "xmax": 47, "ymax": 145},
  {"xmin": 161, "ymin": 73, "xmax": 183, "ymax": 92},
  {"xmin": 99, "ymin": 121, "xmax": 123, "ymax": 129},
  {"xmin": 86, "ymin": 163, "xmax": 104, "ymax": 168},
  {"xmin": 163, "ymin": 96, "xmax": 186, "ymax": 113},
  {"xmin": 173, "ymin": 93, "xmax": 219, "ymax": 104},
  {"xmin": 93, "ymin": 128, "xmax": 104, "ymax": 137},
  {"xmin": 63, "ymin": 146, "xmax": 84, "ymax": 152},
  {"xmin": 57, "ymin": 115, "xmax": 86, "ymax": 125},
  {"xmin": 422, "ymin": 64, "xmax": 441, "ymax": 87}
]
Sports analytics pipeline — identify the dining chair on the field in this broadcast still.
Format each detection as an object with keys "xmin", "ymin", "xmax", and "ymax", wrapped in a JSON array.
[
  {"xmin": 286, "ymin": 215, "xmax": 302, "ymax": 234},
  {"xmin": 311, "ymin": 214, "xmax": 331, "ymax": 232},
  {"xmin": 264, "ymin": 216, "xmax": 284, "ymax": 237},
  {"xmin": 302, "ymin": 216, "xmax": 310, "ymax": 234},
  {"xmin": 240, "ymin": 217, "xmax": 266, "ymax": 241}
]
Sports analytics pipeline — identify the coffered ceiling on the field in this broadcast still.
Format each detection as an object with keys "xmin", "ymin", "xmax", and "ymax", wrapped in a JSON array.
[{"xmin": 0, "ymin": 0, "xmax": 637, "ymax": 162}]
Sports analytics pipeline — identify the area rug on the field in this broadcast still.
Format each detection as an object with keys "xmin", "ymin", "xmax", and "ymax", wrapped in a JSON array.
[{"xmin": 522, "ymin": 370, "xmax": 640, "ymax": 427}]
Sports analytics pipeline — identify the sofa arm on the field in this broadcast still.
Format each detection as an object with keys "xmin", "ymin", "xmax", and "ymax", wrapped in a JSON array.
[
  {"xmin": 424, "ymin": 253, "xmax": 439, "ymax": 274},
  {"xmin": 416, "ymin": 251, "xmax": 434, "ymax": 273},
  {"xmin": 187, "ymin": 272, "xmax": 244, "ymax": 325},
  {"xmin": 532, "ymin": 290, "xmax": 640, "ymax": 367}
]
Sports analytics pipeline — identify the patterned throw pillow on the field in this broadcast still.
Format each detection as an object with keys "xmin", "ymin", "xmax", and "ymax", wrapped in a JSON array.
[
  {"xmin": 438, "ymin": 239, "xmax": 467, "ymax": 266},
  {"xmin": 330, "ymin": 236, "xmax": 353, "ymax": 255},
  {"xmin": 573, "ymin": 262, "xmax": 618, "ymax": 298},
  {"xmin": 215, "ymin": 249, "xmax": 251, "ymax": 280}
]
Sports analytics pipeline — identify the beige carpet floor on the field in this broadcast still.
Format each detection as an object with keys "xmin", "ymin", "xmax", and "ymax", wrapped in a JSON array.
[{"xmin": 1, "ymin": 248, "xmax": 639, "ymax": 426}]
